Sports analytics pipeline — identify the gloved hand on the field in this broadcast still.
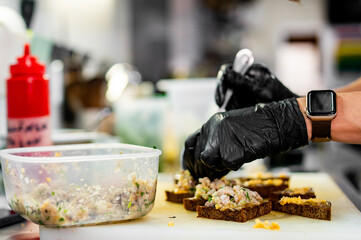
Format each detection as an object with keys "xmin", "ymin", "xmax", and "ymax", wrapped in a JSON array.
[
  {"xmin": 215, "ymin": 63, "xmax": 299, "ymax": 111},
  {"xmin": 183, "ymin": 98, "xmax": 308, "ymax": 180}
]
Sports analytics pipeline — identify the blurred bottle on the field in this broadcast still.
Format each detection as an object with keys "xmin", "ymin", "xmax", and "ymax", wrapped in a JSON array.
[
  {"xmin": 0, "ymin": 6, "xmax": 27, "ymax": 148},
  {"xmin": 6, "ymin": 43, "xmax": 52, "ymax": 148}
]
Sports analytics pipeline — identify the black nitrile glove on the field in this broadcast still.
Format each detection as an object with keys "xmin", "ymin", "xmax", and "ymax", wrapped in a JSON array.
[
  {"xmin": 183, "ymin": 98, "xmax": 308, "ymax": 180},
  {"xmin": 215, "ymin": 63, "xmax": 299, "ymax": 111}
]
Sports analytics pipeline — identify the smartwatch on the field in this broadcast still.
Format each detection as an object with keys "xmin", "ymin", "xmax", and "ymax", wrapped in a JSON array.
[{"xmin": 306, "ymin": 90, "xmax": 337, "ymax": 142}]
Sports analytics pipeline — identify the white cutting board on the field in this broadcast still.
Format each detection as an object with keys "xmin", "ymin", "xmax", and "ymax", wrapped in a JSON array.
[{"xmin": 40, "ymin": 173, "xmax": 361, "ymax": 240}]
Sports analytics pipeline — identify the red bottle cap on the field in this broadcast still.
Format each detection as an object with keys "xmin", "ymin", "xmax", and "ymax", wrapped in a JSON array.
[
  {"xmin": 10, "ymin": 43, "xmax": 45, "ymax": 75},
  {"xmin": 7, "ymin": 43, "xmax": 49, "ymax": 118}
]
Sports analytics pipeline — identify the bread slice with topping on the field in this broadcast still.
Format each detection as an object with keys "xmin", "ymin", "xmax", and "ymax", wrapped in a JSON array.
[
  {"xmin": 165, "ymin": 170, "xmax": 196, "ymax": 203},
  {"xmin": 196, "ymin": 185, "xmax": 271, "ymax": 222},
  {"xmin": 197, "ymin": 202, "xmax": 272, "ymax": 223},
  {"xmin": 183, "ymin": 177, "xmax": 236, "ymax": 211},
  {"xmin": 269, "ymin": 187, "xmax": 316, "ymax": 202},
  {"xmin": 238, "ymin": 172, "xmax": 290, "ymax": 181},
  {"xmin": 240, "ymin": 178, "xmax": 289, "ymax": 198},
  {"xmin": 236, "ymin": 173, "xmax": 290, "ymax": 198},
  {"xmin": 272, "ymin": 196, "xmax": 331, "ymax": 221},
  {"xmin": 183, "ymin": 197, "xmax": 206, "ymax": 211},
  {"xmin": 165, "ymin": 191, "xmax": 195, "ymax": 203}
]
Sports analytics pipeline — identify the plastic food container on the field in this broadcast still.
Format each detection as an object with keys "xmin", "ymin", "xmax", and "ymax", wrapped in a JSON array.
[{"xmin": 0, "ymin": 143, "xmax": 161, "ymax": 227}]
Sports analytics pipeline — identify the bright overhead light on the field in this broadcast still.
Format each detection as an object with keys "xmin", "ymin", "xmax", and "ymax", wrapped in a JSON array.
[
  {"xmin": 105, "ymin": 63, "xmax": 142, "ymax": 102},
  {"xmin": 106, "ymin": 68, "xmax": 129, "ymax": 102}
]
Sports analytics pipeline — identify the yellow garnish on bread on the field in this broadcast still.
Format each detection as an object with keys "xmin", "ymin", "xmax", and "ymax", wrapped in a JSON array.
[{"xmin": 279, "ymin": 196, "xmax": 327, "ymax": 205}]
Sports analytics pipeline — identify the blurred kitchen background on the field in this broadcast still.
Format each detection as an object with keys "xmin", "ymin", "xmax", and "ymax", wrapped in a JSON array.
[{"xmin": 1, "ymin": 0, "xmax": 361, "ymax": 208}]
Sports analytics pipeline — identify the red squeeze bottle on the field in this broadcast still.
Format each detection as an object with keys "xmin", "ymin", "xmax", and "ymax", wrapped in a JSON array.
[{"xmin": 6, "ymin": 43, "xmax": 52, "ymax": 148}]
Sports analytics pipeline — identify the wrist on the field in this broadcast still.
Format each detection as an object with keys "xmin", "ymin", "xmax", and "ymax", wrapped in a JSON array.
[
  {"xmin": 329, "ymin": 92, "xmax": 361, "ymax": 143},
  {"xmin": 298, "ymin": 92, "xmax": 361, "ymax": 144},
  {"xmin": 296, "ymin": 97, "xmax": 312, "ymax": 141}
]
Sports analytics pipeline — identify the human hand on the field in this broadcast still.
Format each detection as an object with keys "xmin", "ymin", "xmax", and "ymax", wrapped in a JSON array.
[
  {"xmin": 182, "ymin": 98, "xmax": 308, "ymax": 180},
  {"xmin": 215, "ymin": 63, "xmax": 298, "ymax": 111}
]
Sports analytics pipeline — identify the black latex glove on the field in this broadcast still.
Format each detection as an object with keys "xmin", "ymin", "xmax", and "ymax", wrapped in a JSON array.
[
  {"xmin": 183, "ymin": 98, "xmax": 308, "ymax": 180},
  {"xmin": 215, "ymin": 63, "xmax": 299, "ymax": 111}
]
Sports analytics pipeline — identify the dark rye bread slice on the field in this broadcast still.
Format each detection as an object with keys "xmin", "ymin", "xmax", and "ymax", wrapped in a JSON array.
[
  {"xmin": 238, "ymin": 177, "xmax": 290, "ymax": 198},
  {"xmin": 183, "ymin": 197, "xmax": 207, "ymax": 211},
  {"xmin": 269, "ymin": 188, "xmax": 316, "ymax": 202},
  {"xmin": 272, "ymin": 200, "xmax": 331, "ymax": 221},
  {"xmin": 197, "ymin": 201, "xmax": 272, "ymax": 223},
  {"xmin": 165, "ymin": 190, "xmax": 194, "ymax": 203},
  {"xmin": 246, "ymin": 184, "xmax": 288, "ymax": 198},
  {"xmin": 238, "ymin": 176, "xmax": 290, "ymax": 181}
]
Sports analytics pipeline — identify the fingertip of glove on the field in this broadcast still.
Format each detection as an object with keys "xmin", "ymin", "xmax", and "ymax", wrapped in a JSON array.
[
  {"xmin": 200, "ymin": 148, "xmax": 212, "ymax": 162},
  {"xmin": 184, "ymin": 130, "xmax": 200, "ymax": 147},
  {"xmin": 200, "ymin": 148, "xmax": 221, "ymax": 168}
]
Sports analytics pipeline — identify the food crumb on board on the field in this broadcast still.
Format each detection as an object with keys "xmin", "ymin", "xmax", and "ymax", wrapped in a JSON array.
[
  {"xmin": 168, "ymin": 221, "xmax": 174, "ymax": 227},
  {"xmin": 54, "ymin": 152, "xmax": 62, "ymax": 157},
  {"xmin": 253, "ymin": 218, "xmax": 280, "ymax": 230}
]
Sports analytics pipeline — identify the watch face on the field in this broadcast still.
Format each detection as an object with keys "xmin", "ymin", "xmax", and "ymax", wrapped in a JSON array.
[{"xmin": 307, "ymin": 90, "xmax": 337, "ymax": 116}]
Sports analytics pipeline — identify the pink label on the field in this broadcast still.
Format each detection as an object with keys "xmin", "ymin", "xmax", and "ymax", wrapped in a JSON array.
[{"xmin": 7, "ymin": 116, "xmax": 52, "ymax": 148}]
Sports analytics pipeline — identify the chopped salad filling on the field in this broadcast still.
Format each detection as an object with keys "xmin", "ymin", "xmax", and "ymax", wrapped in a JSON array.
[
  {"xmin": 195, "ymin": 177, "xmax": 237, "ymax": 201},
  {"xmin": 173, "ymin": 170, "xmax": 196, "ymax": 194},
  {"xmin": 9, "ymin": 173, "xmax": 156, "ymax": 227},
  {"xmin": 205, "ymin": 185, "xmax": 263, "ymax": 211}
]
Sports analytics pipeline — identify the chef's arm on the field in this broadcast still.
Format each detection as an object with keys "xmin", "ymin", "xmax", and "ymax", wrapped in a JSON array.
[
  {"xmin": 183, "ymin": 92, "xmax": 361, "ymax": 180},
  {"xmin": 297, "ymin": 91, "xmax": 361, "ymax": 144},
  {"xmin": 334, "ymin": 77, "xmax": 361, "ymax": 93}
]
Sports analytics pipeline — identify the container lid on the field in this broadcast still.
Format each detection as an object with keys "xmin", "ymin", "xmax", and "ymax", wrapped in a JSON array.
[
  {"xmin": 10, "ymin": 43, "xmax": 45, "ymax": 75},
  {"xmin": 0, "ymin": 143, "xmax": 162, "ymax": 163}
]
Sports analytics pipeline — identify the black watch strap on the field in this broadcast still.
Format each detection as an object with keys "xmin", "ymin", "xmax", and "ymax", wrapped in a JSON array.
[{"xmin": 311, "ymin": 121, "xmax": 331, "ymax": 142}]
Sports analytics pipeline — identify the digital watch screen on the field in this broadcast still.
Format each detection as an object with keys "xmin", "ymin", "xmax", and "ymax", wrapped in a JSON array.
[{"xmin": 307, "ymin": 90, "xmax": 337, "ymax": 116}]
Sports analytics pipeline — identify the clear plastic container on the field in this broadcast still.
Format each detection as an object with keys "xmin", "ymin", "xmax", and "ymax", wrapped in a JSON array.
[{"xmin": 0, "ymin": 143, "xmax": 161, "ymax": 227}]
